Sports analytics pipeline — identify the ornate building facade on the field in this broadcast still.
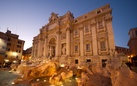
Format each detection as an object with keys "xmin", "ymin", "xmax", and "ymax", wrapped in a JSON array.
[{"xmin": 32, "ymin": 4, "xmax": 115, "ymax": 67}]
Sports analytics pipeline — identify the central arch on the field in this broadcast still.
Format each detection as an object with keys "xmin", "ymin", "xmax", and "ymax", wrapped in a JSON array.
[{"xmin": 48, "ymin": 37, "xmax": 56, "ymax": 58}]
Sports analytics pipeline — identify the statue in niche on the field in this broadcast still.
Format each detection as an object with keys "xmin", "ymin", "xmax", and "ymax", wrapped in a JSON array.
[
  {"xmin": 62, "ymin": 44, "xmax": 66, "ymax": 55},
  {"xmin": 49, "ymin": 12, "xmax": 58, "ymax": 23},
  {"xmin": 48, "ymin": 46, "xmax": 54, "ymax": 59}
]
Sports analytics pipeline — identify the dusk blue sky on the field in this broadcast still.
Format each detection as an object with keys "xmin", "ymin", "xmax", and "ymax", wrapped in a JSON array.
[{"xmin": 0, "ymin": 0, "xmax": 137, "ymax": 50}]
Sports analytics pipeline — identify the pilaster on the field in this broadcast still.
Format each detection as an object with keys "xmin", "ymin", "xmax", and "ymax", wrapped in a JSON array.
[
  {"xmin": 43, "ymin": 35, "xmax": 48, "ymax": 57},
  {"xmin": 79, "ymin": 27, "xmax": 84, "ymax": 56},
  {"xmin": 91, "ymin": 22, "xmax": 98, "ymax": 55},
  {"xmin": 56, "ymin": 31, "xmax": 61, "ymax": 57}
]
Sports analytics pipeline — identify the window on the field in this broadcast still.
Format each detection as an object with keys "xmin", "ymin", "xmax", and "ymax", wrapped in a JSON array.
[
  {"xmin": 18, "ymin": 41, "xmax": 22, "ymax": 44},
  {"xmin": 61, "ymin": 33, "xmax": 66, "ymax": 39},
  {"xmin": 17, "ymin": 45, "xmax": 21, "ymax": 48},
  {"xmin": 97, "ymin": 10, "xmax": 101, "ymax": 14},
  {"xmin": 16, "ymin": 56, "xmax": 18, "ymax": 58},
  {"xmin": 7, "ymin": 43, "xmax": 11, "ymax": 46},
  {"xmin": 74, "ymin": 29, "xmax": 78, "ymax": 36},
  {"xmin": 16, "ymin": 50, "xmax": 18, "ymax": 52},
  {"xmin": 75, "ymin": 45, "xmax": 78, "ymax": 53},
  {"xmin": 8, "ymin": 38, "xmax": 11, "ymax": 41},
  {"xmin": 5, "ymin": 54, "xmax": 7, "ymax": 57},
  {"xmin": 86, "ymin": 44, "xmax": 90, "ymax": 52},
  {"xmin": 84, "ymin": 16, "xmax": 87, "ymax": 19},
  {"xmin": 85, "ymin": 25, "xmax": 89, "ymax": 33},
  {"xmin": 98, "ymin": 21, "xmax": 103, "ymax": 29},
  {"xmin": 75, "ymin": 59, "xmax": 78, "ymax": 64},
  {"xmin": 7, "ymin": 48, "xmax": 10, "ymax": 51},
  {"xmin": 100, "ymin": 41, "xmax": 106, "ymax": 51},
  {"xmin": 86, "ymin": 59, "xmax": 91, "ymax": 62},
  {"xmin": 2, "ymin": 46, "xmax": 6, "ymax": 49},
  {"xmin": 102, "ymin": 59, "xmax": 107, "ymax": 67}
]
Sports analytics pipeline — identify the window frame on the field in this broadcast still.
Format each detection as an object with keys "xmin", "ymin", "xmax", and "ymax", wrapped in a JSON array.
[
  {"xmin": 86, "ymin": 44, "xmax": 90, "ymax": 52},
  {"xmin": 100, "ymin": 41, "xmax": 106, "ymax": 51},
  {"xmin": 75, "ymin": 45, "xmax": 78, "ymax": 53}
]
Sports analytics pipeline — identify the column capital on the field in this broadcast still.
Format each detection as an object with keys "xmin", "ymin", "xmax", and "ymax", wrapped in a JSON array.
[
  {"xmin": 104, "ymin": 14, "xmax": 112, "ymax": 22},
  {"xmin": 44, "ymin": 35, "xmax": 48, "ymax": 39},
  {"xmin": 79, "ymin": 27, "xmax": 83, "ymax": 30},
  {"xmin": 78, "ymin": 24, "xmax": 84, "ymax": 29},
  {"xmin": 91, "ymin": 19, "xmax": 96, "ymax": 26},
  {"xmin": 66, "ymin": 28, "xmax": 70, "ymax": 31}
]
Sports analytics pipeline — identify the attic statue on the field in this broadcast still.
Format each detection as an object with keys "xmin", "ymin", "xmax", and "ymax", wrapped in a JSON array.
[{"xmin": 49, "ymin": 12, "xmax": 58, "ymax": 23}]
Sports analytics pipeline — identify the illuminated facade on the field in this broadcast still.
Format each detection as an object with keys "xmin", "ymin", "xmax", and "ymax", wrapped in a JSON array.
[
  {"xmin": 22, "ymin": 47, "xmax": 32, "ymax": 61},
  {"xmin": 32, "ymin": 4, "xmax": 115, "ymax": 67},
  {"xmin": 0, "ymin": 30, "xmax": 25, "ymax": 62},
  {"xmin": 0, "ymin": 32, "xmax": 7, "ymax": 63}
]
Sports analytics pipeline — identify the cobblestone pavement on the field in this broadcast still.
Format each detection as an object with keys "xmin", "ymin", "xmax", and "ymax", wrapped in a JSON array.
[{"xmin": 0, "ymin": 68, "xmax": 19, "ymax": 86}]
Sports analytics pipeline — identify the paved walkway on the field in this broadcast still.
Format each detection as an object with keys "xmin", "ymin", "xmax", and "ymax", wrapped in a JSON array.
[
  {"xmin": 0, "ymin": 69, "xmax": 76, "ymax": 86},
  {"xmin": 0, "ymin": 69, "xmax": 19, "ymax": 86}
]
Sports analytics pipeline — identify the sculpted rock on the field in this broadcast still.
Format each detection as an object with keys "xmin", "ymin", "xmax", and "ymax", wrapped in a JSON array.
[
  {"xmin": 66, "ymin": 70, "xmax": 73, "ymax": 79},
  {"xmin": 113, "ymin": 65, "xmax": 137, "ymax": 86},
  {"xmin": 49, "ymin": 73, "xmax": 63, "ymax": 85},
  {"xmin": 16, "ymin": 65, "xmax": 30, "ymax": 74},
  {"xmin": 61, "ymin": 72, "xmax": 67, "ymax": 80},
  {"xmin": 10, "ymin": 64, "xmax": 18, "ymax": 71}
]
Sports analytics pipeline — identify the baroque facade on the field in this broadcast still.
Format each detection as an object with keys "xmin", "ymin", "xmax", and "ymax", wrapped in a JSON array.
[{"xmin": 32, "ymin": 4, "xmax": 115, "ymax": 67}]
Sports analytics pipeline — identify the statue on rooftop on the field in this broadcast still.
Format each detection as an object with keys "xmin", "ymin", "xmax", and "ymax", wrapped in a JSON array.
[{"xmin": 49, "ymin": 12, "xmax": 58, "ymax": 23}]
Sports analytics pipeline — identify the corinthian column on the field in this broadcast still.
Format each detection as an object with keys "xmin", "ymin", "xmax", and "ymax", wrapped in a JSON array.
[
  {"xmin": 56, "ymin": 31, "xmax": 60, "ymax": 57},
  {"xmin": 43, "ymin": 36, "xmax": 47, "ymax": 57},
  {"xmin": 66, "ymin": 28, "xmax": 71, "ymax": 56}
]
